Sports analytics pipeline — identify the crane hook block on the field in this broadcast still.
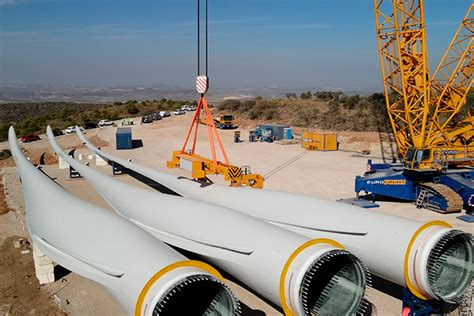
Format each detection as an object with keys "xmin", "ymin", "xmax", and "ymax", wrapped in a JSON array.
[{"xmin": 196, "ymin": 75, "xmax": 209, "ymax": 94}]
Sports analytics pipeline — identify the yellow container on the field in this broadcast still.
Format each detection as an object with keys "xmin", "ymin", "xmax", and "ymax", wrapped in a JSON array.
[{"xmin": 302, "ymin": 132, "xmax": 338, "ymax": 151}]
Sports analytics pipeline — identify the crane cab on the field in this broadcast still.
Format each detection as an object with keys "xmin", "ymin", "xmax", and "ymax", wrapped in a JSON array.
[
  {"xmin": 404, "ymin": 147, "xmax": 474, "ymax": 171},
  {"xmin": 404, "ymin": 148, "xmax": 434, "ymax": 171}
]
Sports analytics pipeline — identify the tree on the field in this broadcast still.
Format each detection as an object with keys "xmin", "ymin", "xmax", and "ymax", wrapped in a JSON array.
[
  {"xmin": 80, "ymin": 113, "xmax": 90, "ymax": 123},
  {"xmin": 300, "ymin": 91, "xmax": 312, "ymax": 100},
  {"xmin": 0, "ymin": 123, "xmax": 9, "ymax": 141},
  {"xmin": 219, "ymin": 99, "xmax": 241, "ymax": 111},
  {"xmin": 58, "ymin": 108, "xmax": 75, "ymax": 120},
  {"xmin": 126, "ymin": 104, "xmax": 139, "ymax": 115},
  {"xmin": 109, "ymin": 111, "xmax": 120, "ymax": 121},
  {"xmin": 341, "ymin": 95, "xmax": 360, "ymax": 109},
  {"xmin": 314, "ymin": 91, "xmax": 341, "ymax": 101}
]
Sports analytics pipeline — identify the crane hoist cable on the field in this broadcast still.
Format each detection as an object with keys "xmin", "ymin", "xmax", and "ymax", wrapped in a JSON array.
[{"xmin": 181, "ymin": 0, "xmax": 230, "ymax": 170}]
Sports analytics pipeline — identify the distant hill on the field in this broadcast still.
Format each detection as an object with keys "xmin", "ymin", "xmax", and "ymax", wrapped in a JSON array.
[
  {"xmin": 0, "ymin": 85, "xmax": 377, "ymax": 104},
  {"xmin": 0, "ymin": 102, "xmax": 106, "ymax": 126},
  {"xmin": 217, "ymin": 92, "xmax": 391, "ymax": 133},
  {"xmin": 0, "ymin": 89, "xmax": 396, "ymax": 142}
]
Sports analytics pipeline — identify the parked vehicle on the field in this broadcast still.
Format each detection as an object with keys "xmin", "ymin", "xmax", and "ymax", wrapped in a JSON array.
[
  {"xmin": 65, "ymin": 126, "xmax": 84, "ymax": 134},
  {"xmin": 84, "ymin": 122, "xmax": 98, "ymax": 130},
  {"xmin": 181, "ymin": 104, "xmax": 196, "ymax": 111},
  {"xmin": 159, "ymin": 111, "xmax": 171, "ymax": 118},
  {"xmin": 20, "ymin": 134, "xmax": 41, "ymax": 143},
  {"xmin": 98, "ymin": 119, "xmax": 114, "ymax": 127},
  {"xmin": 51, "ymin": 128, "xmax": 64, "ymax": 136},
  {"xmin": 174, "ymin": 109, "xmax": 186, "ymax": 115},
  {"xmin": 141, "ymin": 116, "xmax": 153, "ymax": 124},
  {"xmin": 151, "ymin": 113, "xmax": 162, "ymax": 121}
]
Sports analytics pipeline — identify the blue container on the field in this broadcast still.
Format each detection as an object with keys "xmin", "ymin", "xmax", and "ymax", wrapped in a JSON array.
[
  {"xmin": 255, "ymin": 124, "xmax": 289, "ymax": 140},
  {"xmin": 283, "ymin": 128, "xmax": 293, "ymax": 140},
  {"xmin": 116, "ymin": 127, "xmax": 132, "ymax": 150}
]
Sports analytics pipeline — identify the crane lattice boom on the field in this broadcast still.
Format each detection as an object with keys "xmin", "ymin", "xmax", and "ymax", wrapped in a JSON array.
[
  {"xmin": 428, "ymin": 4, "xmax": 473, "ymax": 147},
  {"xmin": 374, "ymin": 0, "xmax": 473, "ymax": 169},
  {"xmin": 374, "ymin": 0, "xmax": 431, "ymax": 156}
]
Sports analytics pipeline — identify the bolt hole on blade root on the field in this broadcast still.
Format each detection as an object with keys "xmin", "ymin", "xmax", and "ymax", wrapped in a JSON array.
[
  {"xmin": 427, "ymin": 231, "xmax": 473, "ymax": 303},
  {"xmin": 153, "ymin": 275, "xmax": 240, "ymax": 316},
  {"xmin": 300, "ymin": 250, "xmax": 370, "ymax": 316}
]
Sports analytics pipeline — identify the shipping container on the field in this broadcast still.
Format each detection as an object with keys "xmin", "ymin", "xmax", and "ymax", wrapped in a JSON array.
[
  {"xmin": 255, "ymin": 124, "xmax": 289, "ymax": 141},
  {"xmin": 283, "ymin": 128, "xmax": 293, "ymax": 140},
  {"xmin": 302, "ymin": 132, "xmax": 338, "ymax": 151},
  {"xmin": 116, "ymin": 127, "xmax": 133, "ymax": 150}
]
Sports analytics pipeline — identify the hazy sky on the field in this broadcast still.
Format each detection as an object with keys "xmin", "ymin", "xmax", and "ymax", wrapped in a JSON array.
[{"xmin": 0, "ymin": 0, "xmax": 471, "ymax": 90}]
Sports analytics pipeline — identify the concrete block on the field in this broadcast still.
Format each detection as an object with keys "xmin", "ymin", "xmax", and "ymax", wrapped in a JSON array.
[
  {"xmin": 36, "ymin": 266, "xmax": 54, "ymax": 274},
  {"xmin": 13, "ymin": 239, "xmax": 21, "ymax": 248},
  {"xmin": 35, "ymin": 256, "xmax": 55, "ymax": 267},
  {"xmin": 32, "ymin": 242, "xmax": 55, "ymax": 284},
  {"xmin": 78, "ymin": 154, "xmax": 83, "ymax": 160},
  {"xmin": 88, "ymin": 154, "xmax": 94, "ymax": 160},
  {"xmin": 37, "ymin": 272, "xmax": 55, "ymax": 285},
  {"xmin": 58, "ymin": 156, "xmax": 69, "ymax": 169},
  {"xmin": 35, "ymin": 265, "xmax": 54, "ymax": 272},
  {"xmin": 45, "ymin": 272, "xmax": 55, "ymax": 283},
  {"xmin": 96, "ymin": 155, "xmax": 107, "ymax": 166}
]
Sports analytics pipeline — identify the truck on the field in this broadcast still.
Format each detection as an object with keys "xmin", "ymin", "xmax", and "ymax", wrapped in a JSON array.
[{"xmin": 200, "ymin": 114, "xmax": 235, "ymax": 129}]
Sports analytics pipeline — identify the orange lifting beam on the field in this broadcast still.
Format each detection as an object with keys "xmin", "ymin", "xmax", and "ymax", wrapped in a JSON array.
[{"xmin": 167, "ymin": 95, "xmax": 264, "ymax": 188}]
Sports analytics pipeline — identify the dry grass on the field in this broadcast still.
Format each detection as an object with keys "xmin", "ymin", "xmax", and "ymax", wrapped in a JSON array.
[{"xmin": 217, "ymin": 94, "xmax": 390, "ymax": 133}]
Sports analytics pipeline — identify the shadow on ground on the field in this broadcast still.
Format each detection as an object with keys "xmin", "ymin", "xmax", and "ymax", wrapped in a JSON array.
[{"xmin": 132, "ymin": 139, "xmax": 143, "ymax": 149}]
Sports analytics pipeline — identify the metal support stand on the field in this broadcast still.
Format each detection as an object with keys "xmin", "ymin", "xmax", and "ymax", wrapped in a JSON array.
[
  {"xmin": 402, "ymin": 288, "xmax": 441, "ymax": 316},
  {"xmin": 112, "ymin": 161, "xmax": 128, "ymax": 175},
  {"xmin": 457, "ymin": 196, "xmax": 474, "ymax": 222},
  {"xmin": 68, "ymin": 149, "xmax": 81, "ymax": 178},
  {"xmin": 69, "ymin": 166, "xmax": 82, "ymax": 179},
  {"xmin": 457, "ymin": 212, "xmax": 474, "ymax": 223}
]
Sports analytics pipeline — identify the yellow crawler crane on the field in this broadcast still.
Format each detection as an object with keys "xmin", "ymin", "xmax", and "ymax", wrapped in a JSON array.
[
  {"xmin": 356, "ymin": 1, "xmax": 473, "ymax": 217},
  {"xmin": 375, "ymin": 0, "xmax": 473, "ymax": 170}
]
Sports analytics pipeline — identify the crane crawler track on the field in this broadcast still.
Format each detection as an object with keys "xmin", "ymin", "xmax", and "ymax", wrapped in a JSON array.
[{"xmin": 420, "ymin": 182, "xmax": 464, "ymax": 213}]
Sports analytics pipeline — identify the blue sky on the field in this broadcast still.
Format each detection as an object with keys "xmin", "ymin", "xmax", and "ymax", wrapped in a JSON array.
[{"xmin": 0, "ymin": 0, "xmax": 471, "ymax": 91}]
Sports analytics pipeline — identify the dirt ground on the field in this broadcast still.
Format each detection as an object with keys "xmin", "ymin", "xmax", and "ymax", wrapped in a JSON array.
[
  {"xmin": 0, "ymin": 156, "xmax": 67, "ymax": 316},
  {"xmin": 0, "ymin": 236, "xmax": 67, "ymax": 316},
  {"xmin": 0, "ymin": 181, "xmax": 11, "ymax": 215},
  {"xmin": 20, "ymin": 134, "xmax": 109, "ymax": 166},
  {"xmin": 1, "ymin": 114, "xmax": 472, "ymax": 315}
]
